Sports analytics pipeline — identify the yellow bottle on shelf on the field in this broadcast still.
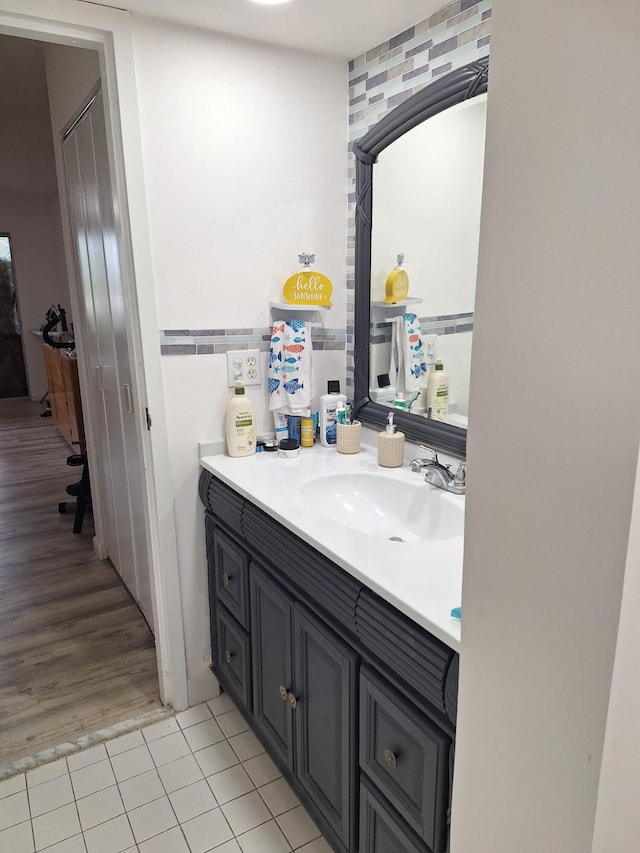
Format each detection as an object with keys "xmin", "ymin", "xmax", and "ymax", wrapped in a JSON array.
[{"xmin": 384, "ymin": 253, "xmax": 410, "ymax": 304}]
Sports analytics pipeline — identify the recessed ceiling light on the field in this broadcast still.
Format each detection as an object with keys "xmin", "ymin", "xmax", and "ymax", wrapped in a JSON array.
[{"xmin": 249, "ymin": 0, "xmax": 293, "ymax": 5}]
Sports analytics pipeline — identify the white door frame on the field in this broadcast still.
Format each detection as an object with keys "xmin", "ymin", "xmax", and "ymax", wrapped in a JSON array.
[{"xmin": 0, "ymin": 0, "xmax": 189, "ymax": 710}]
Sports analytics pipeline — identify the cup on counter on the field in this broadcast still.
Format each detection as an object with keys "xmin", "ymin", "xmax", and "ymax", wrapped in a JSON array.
[{"xmin": 336, "ymin": 420, "xmax": 361, "ymax": 454}]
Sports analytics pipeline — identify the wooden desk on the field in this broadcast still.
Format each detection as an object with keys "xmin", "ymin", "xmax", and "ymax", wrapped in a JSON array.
[{"xmin": 42, "ymin": 344, "xmax": 85, "ymax": 452}]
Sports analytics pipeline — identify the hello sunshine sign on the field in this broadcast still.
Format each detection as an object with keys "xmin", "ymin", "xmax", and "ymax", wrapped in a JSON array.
[{"xmin": 282, "ymin": 252, "xmax": 333, "ymax": 307}]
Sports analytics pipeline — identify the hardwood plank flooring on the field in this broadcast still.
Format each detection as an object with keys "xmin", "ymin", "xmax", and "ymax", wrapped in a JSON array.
[{"xmin": 0, "ymin": 397, "xmax": 161, "ymax": 767}]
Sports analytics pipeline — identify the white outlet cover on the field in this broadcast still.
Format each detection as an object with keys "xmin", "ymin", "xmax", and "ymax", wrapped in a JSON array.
[{"xmin": 226, "ymin": 349, "xmax": 261, "ymax": 387}]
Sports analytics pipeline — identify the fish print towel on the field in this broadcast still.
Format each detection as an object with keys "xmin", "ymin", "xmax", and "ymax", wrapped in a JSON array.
[
  {"xmin": 268, "ymin": 319, "xmax": 314, "ymax": 412},
  {"xmin": 389, "ymin": 313, "xmax": 428, "ymax": 394}
]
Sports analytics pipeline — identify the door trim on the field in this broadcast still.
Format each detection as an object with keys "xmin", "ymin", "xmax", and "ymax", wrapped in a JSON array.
[{"xmin": 0, "ymin": 2, "xmax": 188, "ymax": 710}]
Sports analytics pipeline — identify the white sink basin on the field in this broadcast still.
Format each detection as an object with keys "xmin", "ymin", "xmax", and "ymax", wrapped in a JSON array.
[{"xmin": 300, "ymin": 472, "xmax": 464, "ymax": 543}]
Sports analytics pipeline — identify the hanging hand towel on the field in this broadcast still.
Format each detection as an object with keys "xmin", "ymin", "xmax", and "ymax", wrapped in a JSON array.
[
  {"xmin": 390, "ymin": 313, "xmax": 427, "ymax": 394},
  {"xmin": 268, "ymin": 319, "xmax": 314, "ymax": 412}
]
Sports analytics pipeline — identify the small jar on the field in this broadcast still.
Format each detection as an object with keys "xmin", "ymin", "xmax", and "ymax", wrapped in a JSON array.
[{"xmin": 278, "ymin": 439, "xmax": 300, "ymax": 459}]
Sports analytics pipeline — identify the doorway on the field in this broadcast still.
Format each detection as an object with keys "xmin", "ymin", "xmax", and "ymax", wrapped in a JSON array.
[
  {"xmin": 0, "ymin": 5, "xmax": 189, "ymax": 713},
  {"xmin": 0, "ymin": 12, "xmax": 187, "ymax": 760},
  {"xmin": 0, "ymin": 234, "xmax": 28, "ymax": 398}
]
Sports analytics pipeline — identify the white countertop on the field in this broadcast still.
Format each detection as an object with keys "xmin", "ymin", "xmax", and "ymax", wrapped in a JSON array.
[{"xmin": 200, "ymin": 431, "xmax": 463, "ymax": 652}]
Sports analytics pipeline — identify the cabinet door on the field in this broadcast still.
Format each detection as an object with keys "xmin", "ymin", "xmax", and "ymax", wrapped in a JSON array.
[
  {"xmin": 360, "ymin": 778, "xmax": 425, "ymax": 853},
  {"xmin": 293, "ymin": 605, "xmax": 357, "ymax": 851},
  {"xmin": 250, "ymin": 563, "xmax": 294, "ymax": 771}
]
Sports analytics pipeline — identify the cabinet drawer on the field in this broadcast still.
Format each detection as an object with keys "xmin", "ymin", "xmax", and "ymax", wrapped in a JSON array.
[
  {"xmin": 360, "ymin": 778, "xmax": 425, "ymax": 853},
  {"xmin": 213, "ymin": 526, "xmax": 250, "ymax": 629},
  {"xmin": 360, "ymin": 667, "xmax": 450, "ymax": 852},
  {"xmin": 215, "ymin": 606, "xmax": 252, "ymax": 710}
]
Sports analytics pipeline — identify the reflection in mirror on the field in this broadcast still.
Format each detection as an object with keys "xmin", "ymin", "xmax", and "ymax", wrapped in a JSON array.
[
  {"xmin": 369, "ymin": 95, "xmax": 487, "ymax": 429},
  {"xmin": 353, "ymin": 58, "xmax": 489, "ymax": 457}
]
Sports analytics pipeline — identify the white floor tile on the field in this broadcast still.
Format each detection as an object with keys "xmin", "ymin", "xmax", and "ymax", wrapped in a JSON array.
[
  {"xmin": 175, "ymin": 704, "xmax": 212, "ymax": 731},
  {"xmin": 236, "ymin": 819, "xmax": 291, "ymax": 853},
  {"xmin": 76, "ymin": 785, "xmax": 125, "ymax": 831},
  {"xmin": 216, "ymin": 711, "xmax": 249, "ymax": 740},
  {"xmin": 275, "ymin": 806, "xmax": 321, "ymax": 849},
  {"xmin": 0, "ymin": 819, "xmax": 34, "ymax": 853},
  {"xmin": 105, "ymin": 732, "xmax": 145, "ymax": 758},
  {"xmin": 141, "ymin": 718, "xmax": 180, "ymax": 744},
  {"xmin": 168, "ymin": 779, "xmax": 217, "ymax": 823},
  {"xmin": 182, "ymin": 718, "xmax": 225, "ymax": 753},
  {"xmin": 71, "ymin": 761, "xmax": 117, "ymax": 800},
  {"xmin": 68, "ymin": 745, "xmax": 108, "ymax": 773},
  {"xmin": 220, "ymin": 791, "xmax": 271, "ymax": 836},
  {"xmin": 32, "ymin": 802, "xmax": 81, "ymax": 851},
  {"xmin": 146, "ymin": 732, "xmax": 190, "ymax": 768},
  {"xmin": 181, "ymin": 808, "xmax": 234, "ymax": 853},
  {"xmin": 194, "ymin": 742, "xmax": 239, "ymax": 777},
  {"xmin": 43, "ymin": 834, "xmax": 87, "ymax": 852},
  {"xmin": 156, "ymin": 754, "xmax": 203, "ymax": 794},
  {"xmin": 207, "ymin": 765, "xmax": 254, "ymax": 806},
  {"xmin": 211, "ymin": 841, "xmax": 241, "ymax": 853},
  {"xmin": 227, "ymin": 732, "xmax": 264, "ymax": 763},
  {"xmin": 242, "ymin": 754, "xmax": 281, "ymax": 788},
  {"xmin": 294, "ymin": 837, "xmax": 332, "ymax": 852},
  {"xmin": 128, "ymin": 796, "xmax": 177, "ymax": 844},
  {"xmin": 29, "ymin": 773, "xmax": 75, "ymax": 818},
  {"xmin": 83, "ymin": 814, "xmax": 135, "ymax": 853},
  {"xmin": 258, "ymin": 778, "xmax": 299, "ymax": 817},
  {"xmin": 117, "ymin": 769, "xmax": 165, "ymax": 811},
  {"xmin": 0, "ymin": 773, "xmax": 26, "ymax": 799},
  {"xmin": 137, "ymin": 825, "xmax": 190, "ymax": 853},
  {"xmin": 27, "ymin": 759, "xmax": 69, "ymax": 789},
  {"xmin": 207, "ymin": 694, "xmax": 237, "ymax": 718},
  {"xmin": 0, "ymin": 790, "xmax": 30, "ymax": 831},
  {"xmin": 109, "ymin": 746, "xmax": 154, "ymax": 783}
]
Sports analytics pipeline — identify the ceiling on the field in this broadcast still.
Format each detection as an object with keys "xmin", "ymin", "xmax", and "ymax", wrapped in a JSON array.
[{"xmin": 79, "ymin": 0, "xmax": 446, "ymax": 60}]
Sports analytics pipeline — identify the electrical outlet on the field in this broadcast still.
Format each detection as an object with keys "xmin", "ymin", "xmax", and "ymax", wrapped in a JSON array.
[
  {"xmin": 226, "ymin": 349, "xmax": 261, "ymax": 387},
  {"xmin": 423, "ymin": 334, "xmax": 438, "ymax": 365}
]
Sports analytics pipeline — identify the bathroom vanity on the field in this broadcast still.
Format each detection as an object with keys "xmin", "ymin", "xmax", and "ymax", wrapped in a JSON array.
[{"xmin": 199, "ymin": 440, "xmax": 463, "ymax": 853}]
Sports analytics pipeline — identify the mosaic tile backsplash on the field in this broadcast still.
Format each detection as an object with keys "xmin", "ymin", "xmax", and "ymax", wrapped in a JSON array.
[
  {"xmin": 158, "ymin": 1, "xmax": 491, "ymax": 376},
  {"xmin": 160, "ymin": 326, "xmax": 346, "ymax": 356}
]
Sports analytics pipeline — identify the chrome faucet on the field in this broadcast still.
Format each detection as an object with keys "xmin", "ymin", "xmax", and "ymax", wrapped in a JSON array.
[{"xmin": 409, "ymin": 446, "xmax": 466, "ymax": 495}]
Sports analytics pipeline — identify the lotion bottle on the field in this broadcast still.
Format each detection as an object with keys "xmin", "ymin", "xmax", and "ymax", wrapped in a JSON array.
[
  {"xmin": 319, "ymin": 380, "xmax": 347, "ymax": 447},
  {"xmin": 378, "ymin": 411, "xmax": 405, "ymax": 468},
  {"xmin": 427, "ymin": 359, "xmax": 449, "ymax": 421},
  {"xmin": 226, "ymin": 383, "xmax": 256, "ymax": 457}
]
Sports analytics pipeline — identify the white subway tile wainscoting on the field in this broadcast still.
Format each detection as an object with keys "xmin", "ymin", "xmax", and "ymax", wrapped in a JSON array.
[{"xmin": 0, "ymin": 697, "xmax": 330, "ymax": 853}]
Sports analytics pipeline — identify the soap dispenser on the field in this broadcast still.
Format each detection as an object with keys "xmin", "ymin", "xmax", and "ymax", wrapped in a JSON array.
[{"xmin": 378, "ymin": 411, "xmax": 405, "ymax": 468}]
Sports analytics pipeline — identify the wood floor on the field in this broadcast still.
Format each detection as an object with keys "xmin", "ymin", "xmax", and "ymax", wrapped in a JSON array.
[{"xmin": 0, "ymin": 397, "xmax": 161, "ymax": 768}]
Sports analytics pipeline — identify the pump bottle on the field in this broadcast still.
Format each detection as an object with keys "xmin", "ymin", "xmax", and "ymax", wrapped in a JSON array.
[{"xmin": 226, "ymin": 384, "xmax": 256, "ymax": 457}]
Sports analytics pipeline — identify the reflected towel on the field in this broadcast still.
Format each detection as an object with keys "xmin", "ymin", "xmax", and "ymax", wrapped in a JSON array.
[
  {"xmin": 389, "ymin": 313, "xmax": 427, "ymax": 394},
  {"xmin": 268, "ymin": 319, "xmax": 314, "ymax": 412}
]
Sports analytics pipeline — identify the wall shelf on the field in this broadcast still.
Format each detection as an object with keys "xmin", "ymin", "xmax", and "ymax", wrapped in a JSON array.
[
  {"xmin": 269, "ymin": 302, "xmax": 330, "ymax": 325},
  {"xmin": 370, "ymin": 297, "xmax": 422, "ymax": 321}
]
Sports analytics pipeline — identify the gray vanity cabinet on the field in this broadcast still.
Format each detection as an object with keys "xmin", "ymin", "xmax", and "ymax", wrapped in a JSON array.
[
  {"xmin": 199, "ymin": 469, "xmax": 457, "ymax": 853},
  {"xmin": 251, "ymin": 561, "xmax": 357, "ymax": 850}
]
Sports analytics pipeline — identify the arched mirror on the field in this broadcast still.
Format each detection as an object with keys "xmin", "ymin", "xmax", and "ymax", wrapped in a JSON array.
[{"xmin": 352, "ymin": 58, "xmax": 489, "ymax": 457}]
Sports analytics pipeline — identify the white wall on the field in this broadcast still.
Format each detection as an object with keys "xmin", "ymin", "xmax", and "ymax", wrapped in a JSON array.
[
  {"xmin": 44, "ymin": 42, "xmax": 100, "ymax": 135},
  {"xmin": 452, "ymin": 1, "xmax": 640, "ymax": 852},
  {"xmin": 130, "ymin": 16, "xmax": 348, "ymax": 702}
]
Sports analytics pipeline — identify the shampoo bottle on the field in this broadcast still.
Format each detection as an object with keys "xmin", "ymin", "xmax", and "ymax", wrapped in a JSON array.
[
  {"xmin": 426, "ymin": 359, "xmax": 449, "ymax": 421},
  {"xmin": 319, "ymin": 380, "xmax": 347, "ymax": 447},
  {"xmin": 378, "ymin": 411, "xmax": 405, "ymax": 467},
  {"xmin": 226, "ymin": 384, "xmax": 256, "ymax": 457}
]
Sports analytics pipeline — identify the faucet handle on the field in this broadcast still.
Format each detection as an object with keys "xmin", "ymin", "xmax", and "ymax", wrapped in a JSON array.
[
  {"xmin": 453, "ymin": 461, "xmax": 466, "ymax": 486},
  {"xmin": 418, "ymin": 445, "xmax": 440, "ymax": 464}
]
